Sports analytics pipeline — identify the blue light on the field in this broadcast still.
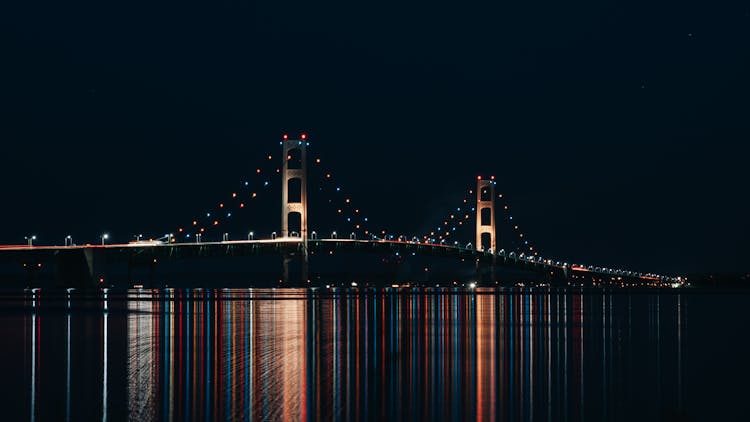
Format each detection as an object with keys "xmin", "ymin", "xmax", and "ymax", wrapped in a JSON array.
[
  {"xmin": 227, "ymin": 213, "xmax": 232, "ymax": 217},
  {"xmin": 347, "ymin": 218, "xmax": 351, "ymax": 222},
  {"xmin": 336, "ymin": 187, "xmax": 341, "ymax": 192},
  {"xmin": 509, "ymin": 216, "xmax": 513, "ymax": 220},
  {"xmin": 206, "ymin": 213, "xmax": 211, "ymax": 217},
  {"xmin": 244, "ymin": 181, "xmax": 249, "ymax": 186},
  {"xmin": 186, "ymin": 234, "xmax": 191, "ymax": 238},
  {"xmin": 364, "ymin": 217, "xmax": 368, "ymax": 222},
  {"xmin": 264, "ymin": 181, "xmax": 269, "ymax": 186}
]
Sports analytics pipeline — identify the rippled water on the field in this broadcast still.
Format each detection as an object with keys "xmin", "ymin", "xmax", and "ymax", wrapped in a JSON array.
[{"xmin": 0, "ymin": 287, "xmax": 748, "ymax": 421}]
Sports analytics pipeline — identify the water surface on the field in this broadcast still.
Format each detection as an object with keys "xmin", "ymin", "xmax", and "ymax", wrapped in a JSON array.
[{"xmin": 0, "ymin": 287, "xmax": 748, "ymax": 421}]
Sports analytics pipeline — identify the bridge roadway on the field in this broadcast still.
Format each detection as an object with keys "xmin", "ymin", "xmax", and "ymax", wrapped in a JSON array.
[{"xmin": 0, "ymin": 238, "xmax": 678, "ymax": 285}]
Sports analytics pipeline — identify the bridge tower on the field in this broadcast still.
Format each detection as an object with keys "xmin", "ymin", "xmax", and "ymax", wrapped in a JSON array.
[
  {"xmin": 281, "ymin": 134, "xmax": 309, "ymax": 242},
  {"xmin": 281, "ymin": 134, "xmax": 309, "ymax": 282},
  {"xmin": 475, "ymin": 176, "xmax": 496, "ymax": 252}
]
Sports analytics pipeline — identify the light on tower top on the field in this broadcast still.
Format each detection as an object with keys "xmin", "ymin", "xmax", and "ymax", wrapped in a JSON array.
[
  {"xmin": 283, "ymin": 134, "xmax": 289, "ymax": 140},
  {"xmin": 477, "ymin": 175, "xmax": 482, "ymax": 180},
  {"xmin": 301, "ymin": 133, "xmax": 307, "ymax": 140}
]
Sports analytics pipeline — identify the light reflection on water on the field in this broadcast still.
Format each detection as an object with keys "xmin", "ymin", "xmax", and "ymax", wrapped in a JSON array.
[{"xmin": 4, "ymin": 286, "xmax": 731, "ymax": 421}]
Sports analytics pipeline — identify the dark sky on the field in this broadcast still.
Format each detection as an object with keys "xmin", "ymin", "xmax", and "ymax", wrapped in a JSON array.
[{"xmin": 1, "ymin": 0, "xmax": 748, "ymax": 274}]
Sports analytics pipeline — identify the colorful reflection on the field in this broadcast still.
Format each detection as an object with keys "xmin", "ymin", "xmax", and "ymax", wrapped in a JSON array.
[{"xmin": 15, "ymin": 288, "xmax": 693, "ymax": 421}]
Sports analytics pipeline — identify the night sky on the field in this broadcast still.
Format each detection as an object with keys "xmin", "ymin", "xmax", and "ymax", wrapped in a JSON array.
[{"xmin": 1, "ymin": 1, "xmax": 748, "ymax": 275}]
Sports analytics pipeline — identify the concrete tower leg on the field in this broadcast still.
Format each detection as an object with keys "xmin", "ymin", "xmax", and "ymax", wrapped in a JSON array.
[
  {"xmin": 476, "ymin": 177, "xmax": 497, "ymax": 283},
  {"xmin": 475, "ymin": 177, "xmax": 497, "ymax": 252},
  {"xmin": 281, "ymin": 134, "xmax": 309, "ymax": 284}
]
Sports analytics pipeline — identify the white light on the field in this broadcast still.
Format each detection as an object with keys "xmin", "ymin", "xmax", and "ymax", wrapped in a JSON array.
[
  {"xmin": 468, "ymin": 282, "xmax": 477, "ymax": 289},
  {"xmin": 351, "ymin": 282, "xmax": 358, "ymax": 287}
]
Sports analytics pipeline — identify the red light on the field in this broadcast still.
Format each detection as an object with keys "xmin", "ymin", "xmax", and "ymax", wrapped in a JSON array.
[
  {"xmin": 178, "ymin": 228, "xmax": 183, "ymax": 232},
  {"xmin": 477, "ymin": 176, "xmax": 482, "ymax": 180},
  {"xmin": 490, "ymin": 175, "xmax": 495, "ymax": 180},
  {"xmin": 240, "ymin": 203, "xmax": 245, "ymax": 208},
  {"xmin": 301, "ymin": 133, "xmax": 307, "ymax": 140},
  {"xmin": 283, "ymin": 134, "xmax": 288, "ymax": 140}
]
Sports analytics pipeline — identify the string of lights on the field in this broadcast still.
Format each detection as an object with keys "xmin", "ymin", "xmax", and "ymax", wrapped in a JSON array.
[
  {"xmin": 175, "ymin": 151, "xmax": 277, "ymax": 240},
  {"xmin": 310, "ymin": 156, "xmax": 376, "ymax": 239}
]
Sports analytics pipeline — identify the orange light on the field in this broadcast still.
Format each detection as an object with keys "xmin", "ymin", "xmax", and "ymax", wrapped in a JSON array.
[
  {"xmin": 192, "ymin": 220, "xmax": 197, "ymax": 226},
  {"xmin": 232, "ymin": 192, "xmax": 237, "ymax": 197},
  {"xmin": 498, "ymin": 194, "xmax": 503, "ymax": 198},
  {"xmin": 268, "ymin": 155, "xmax": 272, "ymax": 160},
  {"xmin": 315, "ymin": 158, "xmax": 321, "ymax": 163},
  {"xmin": 251, "ymin": 192, "xmax": 257, "ymax": 198},
  {"xmin": 213, "ymin": 220, "xmax": 218, "ymax": 225},
  {"xmin": 345, "ymin": 198, "xmax": 350, "ymax": 203},
  {"xmin": 355, "ymin": 224, "xmax": 360, "ymax": 229}
]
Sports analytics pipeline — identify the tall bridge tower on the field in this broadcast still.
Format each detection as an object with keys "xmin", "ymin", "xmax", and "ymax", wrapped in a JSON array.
[
  {"xmin": 280, "ymin": 134, "xmax": 309, "ymax": 282},
  {"xmin": 475, "ymin": 176, "xmax": 496, "ymax": 252},
  {"xmin": 281, "ymin": 134, "xmax": 308, "ymax": 244}
]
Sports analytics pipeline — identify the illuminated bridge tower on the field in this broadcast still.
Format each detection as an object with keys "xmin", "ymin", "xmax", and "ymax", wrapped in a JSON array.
[
  {"xmin": 475, "ymin": 176, "xmax": 497, "ymax": 252},
  {"xmin": 281, "ymin": 133, "xmax": 309, "ymax": 282}
]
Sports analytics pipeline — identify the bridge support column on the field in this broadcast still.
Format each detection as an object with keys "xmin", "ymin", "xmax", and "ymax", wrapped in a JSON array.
[
  {"xmin": 475, "ymin": 177, "xmax": 497, "ymax": 253},
  {"xmin": 280, "ymin": 134, "xmax": 310, "ymax": 285},
  {"xmin": 55, "ymin": 248, "xmax": 107, "ymax": 287}
]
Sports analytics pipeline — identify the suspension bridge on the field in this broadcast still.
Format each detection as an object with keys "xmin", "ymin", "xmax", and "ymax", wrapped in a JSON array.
[{"xmin": 0, "ymin": 134, "xmax": 679, "ymax": 287}]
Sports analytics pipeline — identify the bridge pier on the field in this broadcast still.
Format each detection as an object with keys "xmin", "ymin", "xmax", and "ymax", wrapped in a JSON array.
[
  {"xmin": 55, "ymin": 248, "xmax": 108, "ymax": 287},
  {"xmin": 281, "ymin": 252, "xmax": 309, "ymax": 286}
]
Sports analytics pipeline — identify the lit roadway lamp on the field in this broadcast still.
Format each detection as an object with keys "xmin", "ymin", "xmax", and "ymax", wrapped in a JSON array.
[
  {"xmin": 101, "ymin": 233, "xmax": 109, "ymax": 246},
  {"xmin": 248, "ymin": 231, "xmax": 254, "ymax": 241},
  {"xmin": 25, "ymin": 235, "xmax": 36, "ymax": 247},
  {"xmin": 65, "ymin": 235, "xmax": 72, "ymax": 246}
]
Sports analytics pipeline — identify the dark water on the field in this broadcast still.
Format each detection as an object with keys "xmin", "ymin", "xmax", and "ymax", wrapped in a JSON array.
[{"xmin": 0, "ymin": 287, "xmax": 748, "ymax": 421}]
